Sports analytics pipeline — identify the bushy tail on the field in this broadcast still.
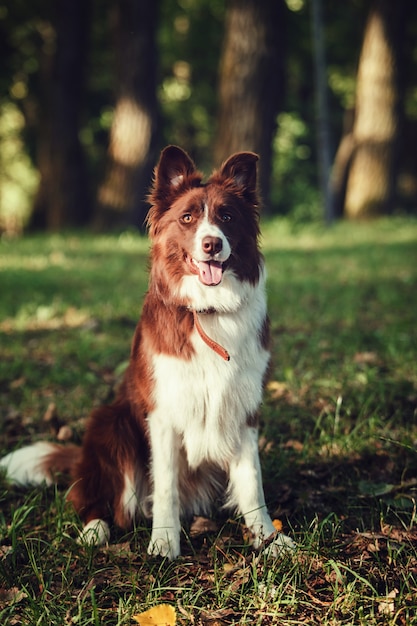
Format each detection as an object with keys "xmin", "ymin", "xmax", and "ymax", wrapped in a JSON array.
[{"xmin": 0, "ymin": 441, "xmax": 81, "ymax": 487}]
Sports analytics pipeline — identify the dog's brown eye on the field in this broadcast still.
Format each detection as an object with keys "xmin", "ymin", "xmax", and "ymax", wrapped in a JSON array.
[
  {"xmin": 181, "ymin": 213, "xmax": 193, "ymax": 224},
  {"xmin": 220, "ymin": 212, "xmax": 232, "ymax": 223}
]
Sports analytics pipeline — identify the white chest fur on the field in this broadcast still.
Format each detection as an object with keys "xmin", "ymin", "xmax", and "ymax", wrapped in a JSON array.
[{"xmin": 150, "ymin": 276, "xmax": 269, "ymax": 469}]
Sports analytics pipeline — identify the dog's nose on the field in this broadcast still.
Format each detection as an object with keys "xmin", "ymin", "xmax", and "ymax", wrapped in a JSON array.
[{"xmin": 202, "ymin": 236, "xmax": 223, "ymax": 255}]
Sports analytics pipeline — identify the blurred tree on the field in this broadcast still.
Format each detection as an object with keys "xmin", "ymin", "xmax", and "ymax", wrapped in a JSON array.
[
  {"xmin": 157, "ymin": 0, "xmax": 224, "ymax": 169},
  {"xmin": 2, "ymin": 0, "xmax": 417, "ymax": 230},
  {"xmin": 31, "ymin": 0, "xmax": 91, "ymax": 230},
  {"xmin": 214, "ymin": 0, "xmax": 286, "ymax": 212},
  {"xmin": 95, "ymin": 0, "xmax": 160, "ymax": 229},
  {"xmin": 311, "ymin": 0, "xmax": 333, "ymax": 224},
  {"xmin": 342, "ymin": 0, "xmax": 409, "ymax": 218}
]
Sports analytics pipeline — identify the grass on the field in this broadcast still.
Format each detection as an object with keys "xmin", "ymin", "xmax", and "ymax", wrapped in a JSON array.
[{"xmin": 1, "ymin": 217, "xmax": 417, "ymax": 624}]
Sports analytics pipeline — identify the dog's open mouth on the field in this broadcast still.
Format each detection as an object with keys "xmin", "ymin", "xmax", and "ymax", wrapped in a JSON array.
[{"xmin": 186, "ymin": 256, "xmax": 224, "ymax": 286}]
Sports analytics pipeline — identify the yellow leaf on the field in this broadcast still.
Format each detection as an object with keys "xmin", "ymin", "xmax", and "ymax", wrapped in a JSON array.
[
  {"xmin": 272, "ymin": 519, "xmax": 283, "ymax": 532},
  {"xmin": 132, "ymin": 604, "xmax": 176, "ymax": 626}
]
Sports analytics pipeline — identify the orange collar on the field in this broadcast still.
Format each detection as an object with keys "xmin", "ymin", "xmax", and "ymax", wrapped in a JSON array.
[{"xmin": 192, "ymin": 310, "xmax": 230, "ymax": 361}]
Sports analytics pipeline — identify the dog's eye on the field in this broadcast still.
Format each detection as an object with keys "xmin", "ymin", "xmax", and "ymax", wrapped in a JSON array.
[
  {"xmin": 181, "ymin": 213, "xmax": 193, "ymax": 224},
  {"xmin": 220, "ymin": 212, "xmax": 232, "ymax": 223}
]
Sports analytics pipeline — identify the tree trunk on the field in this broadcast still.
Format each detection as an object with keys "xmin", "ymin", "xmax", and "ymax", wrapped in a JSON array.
[
  {"xmin": 214, "ymin": 0, "xmax": 286, "ymax": 212},
  {"xmin": 344, "ymin": 0, "xmax": 407, "ymax": 219},
  {"xmin": 95, "ymin": 0, "xmax": 160, "ymax": 230},
  {"xmin": 330, "ymin": 109, "xmax": 355, "ymax": 219},
  {"xmin": 311, "ymin": 0, "xmax": 333, "ymax": 224},
  {"xmin": 31, "ymin": 0, "xmax": 91, "ymax": 231}
]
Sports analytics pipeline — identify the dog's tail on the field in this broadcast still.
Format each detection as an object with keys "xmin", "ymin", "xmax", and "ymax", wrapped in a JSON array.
[{"xmin": 0, "ymin": 441, "xmax": 81, "ymax": 487}]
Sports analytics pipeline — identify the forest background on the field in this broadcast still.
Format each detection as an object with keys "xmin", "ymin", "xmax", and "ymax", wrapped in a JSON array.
[{"xmin": 1, "ymin": 0, "xmax": 417, "ymax": 236}]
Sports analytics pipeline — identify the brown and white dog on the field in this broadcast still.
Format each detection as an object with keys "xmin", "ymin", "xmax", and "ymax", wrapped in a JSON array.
[{"xmin": 0, "ymin": 146, "xmax": 294, "ymax": 559}]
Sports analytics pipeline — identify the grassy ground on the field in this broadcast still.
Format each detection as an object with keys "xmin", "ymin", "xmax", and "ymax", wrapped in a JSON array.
[{"xmin": 1, "ymin": 217, "xmax": 417, "ymax": 625}]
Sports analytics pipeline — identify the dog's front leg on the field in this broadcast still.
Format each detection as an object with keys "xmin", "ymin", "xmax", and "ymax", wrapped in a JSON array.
[
  {"xmin": 147, "ymin": 413, "xmax": 181, "ymax": 559},
  {"xmin": 228, "ymin": 426, "xmax": 295, "ymax": 556}
]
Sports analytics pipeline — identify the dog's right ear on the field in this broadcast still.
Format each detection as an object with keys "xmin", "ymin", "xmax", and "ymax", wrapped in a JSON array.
[
  {"xmin": 147, "ymin": 146, "xmax": 202, "ymax": 235},
  {"xmin": 155, "ymin": 145, "xmax": 197, "ymax": 190}
]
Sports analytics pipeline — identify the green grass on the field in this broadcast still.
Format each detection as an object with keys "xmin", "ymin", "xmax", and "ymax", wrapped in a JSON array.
[{"xmin": 1, "ymin": 217, "xmax": 417, "ymax": 624}]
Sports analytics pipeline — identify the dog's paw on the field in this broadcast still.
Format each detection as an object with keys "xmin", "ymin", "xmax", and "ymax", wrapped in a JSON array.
[
  {"xmin": 78, "ymin": 519, "xmax": 110, "ymax": 546},
  {"xmin": 248, "ymin": 521, "xmax": 296, "ymax": 558},
  {"xmin": 264, "ymin": 532, "xmax": 297, "ymax": 558},
  {"xmin": 147, "ymin": 532, "xmax": 180, "ymax": 560}
]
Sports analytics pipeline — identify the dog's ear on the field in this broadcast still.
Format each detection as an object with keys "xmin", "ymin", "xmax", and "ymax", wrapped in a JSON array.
[
  {"xmin": 147, "ymin": 146, "xmax": 202, "ymax": 235},
  {"xmin": 219, "ymin": 152, "xmax": 258, "ymax": 194},
  {"xmin": 154, "ymin": 145, "xmax": 198, "ymax": 191}
]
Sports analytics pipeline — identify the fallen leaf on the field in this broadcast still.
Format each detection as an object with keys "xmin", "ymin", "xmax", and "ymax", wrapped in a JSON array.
[
  {"xmin": 272, "ymin": 519, "xmax": 283, "ymax": 532},
  {"xmin": 223, "ymin": 562, "xmax": 237, "ymax": 573},
  {"xmin": 353, "ymin": 351, "xmax": 379, "ymax": 365},
  {"xmin": 0, "ymin": 586, "xmax": 27, "ymax": 605},
  {"xmin": 266, "ymin": 380, "xmax": 288, "ymax": 399},
  {"xmin": 189, "ymin": 515, "xmax": 219, "ymax": 537},
  {"xmin": 9, "ymin": 377, "xmax": 26, "ymax": 390},
  {"xmin": 43, "ymin": 402, "xmax": 58, "ymax": 422},
  {"xmin": 378, "ymin": 588, "xmax": 398, "ymax": 616},
  {"xmin": 359, "ymin": 481, "xmax": 395, "ymax": 497},
  {"xmin": 132, "ymin": 604, "xmax": 176, "ymax": 625},
  {"xmin": 283, "ymin": 439, "xmax": 304, "ymax": 452},
  {"xmin": 200, "ymin": 607, "xmax": 236, "ymax": 622},
  {"xmin": 104, "ymin": 541, "xmax": 133, "ymax": 558},
  {"xmin": 57, "ymin": 425, "xmax": 73, "ymax": 441}
]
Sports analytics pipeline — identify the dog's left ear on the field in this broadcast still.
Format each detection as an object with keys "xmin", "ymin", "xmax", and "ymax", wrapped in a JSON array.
[{"xmin": 219, "ymin": 152, "xmax": 258, "ymax": 194}]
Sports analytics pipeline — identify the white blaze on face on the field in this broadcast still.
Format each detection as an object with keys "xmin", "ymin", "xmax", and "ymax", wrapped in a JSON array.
[{"xmin": 190, "ymin": 205, "xmax": 231, "ymax": 286}]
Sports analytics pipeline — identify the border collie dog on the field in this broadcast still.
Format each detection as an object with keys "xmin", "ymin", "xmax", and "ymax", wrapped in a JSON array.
[{"xmin": 1, "ymin": 146, "xmax": 294, "ymax": 559}]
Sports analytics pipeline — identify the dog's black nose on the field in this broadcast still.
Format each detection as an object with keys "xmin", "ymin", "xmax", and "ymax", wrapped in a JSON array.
[{"xmin": 202, "ymin": 236, "xmax": 223, "ymax": 255}]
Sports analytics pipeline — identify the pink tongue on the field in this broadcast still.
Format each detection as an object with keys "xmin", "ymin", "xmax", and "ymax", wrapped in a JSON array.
[{"xmin": 197, "ymin": 260, "xmax": 223, "ymax": 286}]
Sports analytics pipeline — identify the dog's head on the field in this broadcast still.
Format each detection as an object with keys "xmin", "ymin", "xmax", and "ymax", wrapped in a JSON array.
[{"xmin": 147, "ymin": 146, "xmax": 263, "ymax": 300}]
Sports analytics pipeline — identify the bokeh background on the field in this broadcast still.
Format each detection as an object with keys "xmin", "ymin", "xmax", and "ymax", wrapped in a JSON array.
[{"xmin": 1, "ymin": 0, "xmax": 416, "ymax": 235}]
